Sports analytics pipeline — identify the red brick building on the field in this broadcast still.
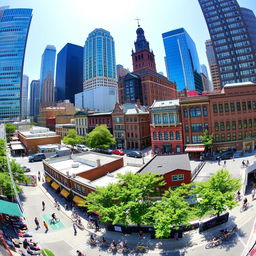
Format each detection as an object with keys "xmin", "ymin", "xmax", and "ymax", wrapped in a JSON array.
[
  {"xmin": 88, "ymin": 112, "xmax": 113, "ymax": 133},
  {"xmin": 150, "ymin": 99, "xmax": 183, "ymax": 155},
  {"xmin": 118, "ymin": 25, "xmax": 177, "ymax": 106},
  {"xmin": 138, "ymin": 154, "xmax": 191, "ymax": 190}
]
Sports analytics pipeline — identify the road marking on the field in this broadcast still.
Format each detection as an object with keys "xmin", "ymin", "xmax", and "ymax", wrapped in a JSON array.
[
  {"xmin": 236, "ymin": 233, "xmax": 246, "ymax": 247},
  {"xmin": 43, "ymin": 214, "xmax": 65, "ymax": 230}
]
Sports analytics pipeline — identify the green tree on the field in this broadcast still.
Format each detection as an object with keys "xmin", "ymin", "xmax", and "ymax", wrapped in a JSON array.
[
  {"xmin": 149, "ymin": 185, "xmax": 192, "ymax": 238},
  {"xmin": 85, "ymin": 125, "xmax": 115, "ymax": 149},
  {"xmin": 0, "ymin": 172, "xmax": 22, "ymax": 197},
  {"xmin": 5, "ymin": 123, "xmax": 17, "ymax": 135},
  {"xmin": 63, "ymin": 129, "xmax": 82, "ymax": 147},
  {"xmin": 193, "ymin": 169, "xmax": 241, "ymax": 218},
  {"xmin": 200, "ymin": 129, "xmax": 213, "ymax": 152},
  {"xmin": 86, "ymin": 172, "xmax": 165, "ymax": 226}
]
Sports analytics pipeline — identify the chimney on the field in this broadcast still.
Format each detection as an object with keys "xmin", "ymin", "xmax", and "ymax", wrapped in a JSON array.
[{"xmin": 96, "ymin": 159, "xmax": 101, "ymax": 167}]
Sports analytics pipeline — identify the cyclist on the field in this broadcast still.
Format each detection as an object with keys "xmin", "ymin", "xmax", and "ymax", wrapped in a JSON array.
[
  {"xmin": 243, "ymin": 197, "xmax": 248, "ymax": 209},
  {"xmin": 100, "ymin": 236, "xmax": 107, "ymax": 246},
  {"xmin": 110, "ymin": 240, "xmax": 117, "ymax": 251},
  {"xmin": 236, "ymin": 190, "xmax": 241, "ymax": 201},
  {"xmin": 119, "ymin": 240, "xmax": 128, "ymax": 249},
  {"xmin": 89, "ymin": 234, "xmax": 96, "ymax": 243},
  {"xmin": 51, "ymin": 213, "xmax": 57, "ymax": 222}
]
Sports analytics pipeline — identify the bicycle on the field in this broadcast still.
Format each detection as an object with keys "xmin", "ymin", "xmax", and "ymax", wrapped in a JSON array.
[
  {"xmin": 205, "ymin": 237, "xmax": 222, "ymax": 249},
  {"xmin": 50, "ymin": 217, "xmax": 60, "ymax": 224},
  {"xmin": 240, "ymin": 203, "xmax": 249, "ymax": 212}
]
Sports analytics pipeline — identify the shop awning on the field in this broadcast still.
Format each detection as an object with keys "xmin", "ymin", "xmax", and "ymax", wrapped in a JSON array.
[
  {"xmin": 185, "ymin": 145, "xmax": 205, "ymax": 152},
  {"xmin": 0, "ymin": 200, "xmax": 23, "ymax": 217},
  {"xmin": 73, "ymin": 195, "xmax": 86, "ymax": 206},
  {"xmin": 60, "ymin": 189, "xmax": 70, "ymax": 198},
  {"xmin": 51, "ymin": 182, "xmax": 60, "ymax": 190},
  {"xmin": 46, "ymin": 176, "xmax": 52, "ymax": 182},
  {"xmin": 10, "ymin": 143, "xmax": 25, "ymax": 151}
]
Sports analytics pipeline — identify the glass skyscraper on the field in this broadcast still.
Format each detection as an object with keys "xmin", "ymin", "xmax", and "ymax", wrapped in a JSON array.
[
  {"xmin": 162, "ymin": 28, "xmax": 203, "ymax": 93},
  {"xmin": 40, "ymin": 45, "xmax": 56, "ymax": 106},
  {"xmin": 56, "ymin": 43, "xmax": 83, "ymax": 103},
  {"xmin": 29, "ymin": 80, "xmax": 40, "ymax": 120},
  {"xmin": 76, "ymin": 28, "xmax": 117, "ymax": 112},
  {"xmin": 0, "ymin": 7, "xmax": 32, "ymax": 121},
  {"xmin": 199, "ymin": 0, "xmax": 256, "ymax": 88},
  {"xmin": 21, "ymin": 75, "xmax": 29, "ymax": 118}
]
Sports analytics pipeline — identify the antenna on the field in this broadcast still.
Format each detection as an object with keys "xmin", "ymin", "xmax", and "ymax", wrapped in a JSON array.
[{"xmin": 135, "ymin": 17, "xmax": 141, "ymax": 27}]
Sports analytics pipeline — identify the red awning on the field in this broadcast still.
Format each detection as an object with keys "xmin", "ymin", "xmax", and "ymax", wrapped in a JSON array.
[{"xmin": 185, "ymin": 145, "xmax": 205, "ymax": 152}]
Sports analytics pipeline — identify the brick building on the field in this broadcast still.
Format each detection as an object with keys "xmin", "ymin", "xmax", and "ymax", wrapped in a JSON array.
[
  {"xmin": 55, "ymin": 123, "xmax": 76, "ymax": 138},
  {"xmin": 150, "ymin": 99, "xmax": 183, "ymax": 155},
  {"xmin": 74, "ymin": 111, "xmax": 89, "ymax": 136},
  {"xmin": 88, "ymin": 112, "xmax": 113, "ymax": 133},
  {"xmin": 118, "ymin": 25, "xmax": 177, "ymax": 106}
]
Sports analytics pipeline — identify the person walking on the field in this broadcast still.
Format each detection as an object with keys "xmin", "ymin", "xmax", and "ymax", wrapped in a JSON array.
[
  {"xmin": 42, "ymin": 201, "xmax": 45, "ymax": 211},
  {"xmin": 73, "ymin": 223, "xmax": 77, "ymax": 236},
  {"xmin": 43, "ymin": 221, "xmax": 48, "ymax": 232},
  {"xmin": 34, "ymin": 217, "xmax": 40, "ymax": 229},
  {"xmin": 252, "ymin": 188, "xmax": 256, "ymax": 201},
  {"xmin": 76, "ymin": 250, "xmax": 84, "ymax": 256},
  {"xmin": 223, "ymin": 160, "xmax": 226, "ymax": 167}
]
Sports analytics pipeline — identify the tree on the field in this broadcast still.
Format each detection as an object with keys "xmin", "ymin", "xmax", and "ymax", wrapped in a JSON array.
[
  {"xmin": 193, "ymin": 169, "xmax": 241, "ymax": 218},
  {"xmin": 5, "ymin": 123, "xmax": 17, "ymax": 135},
  {"xmin": 63, "ymin": 129, "xmax": 82, "ymax": 147},
  {"xmin": 86, "ymin": 172, "xmax": 165, "ymax": 226},
  {"xmin": 200, "ymin": 129, "xmax": 213, "ymax": 152},
  {"xmin": 85, "ymin": 125, "xmax": 115, "ymax": 149},
  {"xmin": 149, "ymin": 185, "xmax": 192, "ymax": 238}
]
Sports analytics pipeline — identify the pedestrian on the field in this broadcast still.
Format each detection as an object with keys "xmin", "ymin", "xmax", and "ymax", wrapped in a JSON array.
[
  {"xmin": 246, "ymin": 160, "xmax": 250, "ymax": 166},
  {"xmin": 252, "ymin": 188, "xmax": 256, "ymax": 201},
  {"xmin": 42, "ymin": 201, "xmax": 45, "ymax": 211},
  {"xmin": 138, "ymin": 230, "xmax": 143, "ymax": 239},
  {"xmin": 43, "ymin": 221, "xmax": 48, "ymax": 232},
  {"xmin": 218, "ymin": 158, "xmax": 221, "ymax": 165},
  {"xmin": 95, "ymin": 221, "xmax": 99, "ymax": 232},
  {"xmin": 73, "ymin": 223, "xmax": 77, "ymax": 236},
  {"xmin": 76, "ymin": 250, "xmax": 84, "ymax": 256},
  {"xmin": 65, "ymin": 203, "xmax": 68, "ymax": 210},
  {"xmin": 233, "ymin": 154, "xmax": 235, "ymax": 161},
  {"xmin": 34, "ymin": 217, "xmax": 40, "ymax": 229},
  {"xmin": 38, "ymin": 171, "xmax": 40, "ymax": 176},
  {"xmin": 223, "ymin": 160, "xmax": 226, "ymax": 167},
  {"xmin": 38, "ymin": 175, "xmax": 41, "ymax": 182}
]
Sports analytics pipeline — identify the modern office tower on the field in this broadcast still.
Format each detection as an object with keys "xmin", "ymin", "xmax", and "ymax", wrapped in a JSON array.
[
  {"xmin": 77, "ymin": 28, "xmax": 117, "ymax": 111},
  {"xmin": 199, "ymin": 0, "xmax": 256, "ymax": 88},
  {"xmin": 55, "ymin": 43, "xmax": 83, "ymax": 104},
  {"xmin": 116, "ymin": 64, "xmax": 129, "ymax": 80},
  {"xmin": 201, "ymin": 64, "xmax": 209, "ymax": 79},
  {"xmin": 29, "ymin": 80, "xmax": 40, "ymax": 120},
  {"xmin": 21, "ymin": 75, "xmax": 29, "ymax": 118},
  {"xmin": 0, "ymin": 7, "xmax": 32, "ymax": 122},
  {"xmin": 200, "ymin": 64, "xmax": 212, "ymax": 92},
  {"xmin": 205, "ymin": 39, "xmax": 221, "ymax": 91},
  {"xmin": 162, "ymin": 28, "xmax": 203, "ymax": 94},
  {"xmin": 40, "ymin": 45, "xmax": 56, "ymax": 107}
]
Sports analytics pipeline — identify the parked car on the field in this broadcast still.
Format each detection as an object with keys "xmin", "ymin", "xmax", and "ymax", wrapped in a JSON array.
[
  {"xmin": 20, "ymin": 166, "xmax": 31, "ymax": 172},
  {"xmin": 75, "ymin": 144, "xmax": 89, "ymax": 152},
  {"xmin": 126, "ymin": 151, "xmax": 143, "ymax": 158},
  {"xmin": 28, "ymin": 153, "xmax": 46, "ymax": 162},
  {"xmin": 92, "ymin": 148, "xmax": 112, "ymax": 154},
  {"xmin": 112, "ymin": 149, "xmax": 125, "ymax": 156},
  {"xmin": 216, "ymin": 150, "xmax": 234, "ymax": 160}
]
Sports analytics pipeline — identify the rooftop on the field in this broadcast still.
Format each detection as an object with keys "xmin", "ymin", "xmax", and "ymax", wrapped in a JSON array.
[
  {"xmin": 224, "ymin": 82, "xmax": 255, "ymax": 88},
  {"xmin": 18, "ymin": 126, "xmax": 58, "ymax": 138},
  {"xmin": 139, "ymin": 154, "xmax": 191, "ymax": 175},
  {"xmin": 151, "ymin": 99, "xmax": 180, "ymax": 108}
]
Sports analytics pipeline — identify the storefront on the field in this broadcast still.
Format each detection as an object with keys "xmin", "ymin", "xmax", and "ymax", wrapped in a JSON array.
[{"xmin": 185, "ymin": 144, "xmax": 205, "ymax": 159}]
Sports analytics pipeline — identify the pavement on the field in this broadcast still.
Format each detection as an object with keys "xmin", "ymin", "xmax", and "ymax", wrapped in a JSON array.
[{"xmin": 13, "ymin": 151, "xmax": 256, "ymax": 256}]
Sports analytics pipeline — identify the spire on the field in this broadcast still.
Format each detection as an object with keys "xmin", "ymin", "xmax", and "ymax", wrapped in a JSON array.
[{"xmin": 134, "ymin": 21, "xmax": 150, "ymax": 53}]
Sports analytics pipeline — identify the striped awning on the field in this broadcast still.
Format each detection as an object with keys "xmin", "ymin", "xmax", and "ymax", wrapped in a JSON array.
[
  {"xmin": 46, "ymin": 176, "xmax": 52, "ymax": 182},
  {"xmin": 73, "ymin": 195, "xmax": 86, "ymax": 206},
  {"xmin": 185, "ymin": 145, "xmax": 205, "ymax": 152},
  {"xmin": 60, "ymin": 189, "xmax": 70, "ymax": 198},
  {"xmin": 51, "ymin": 181, "xmax": 60, "ymax": 190}
]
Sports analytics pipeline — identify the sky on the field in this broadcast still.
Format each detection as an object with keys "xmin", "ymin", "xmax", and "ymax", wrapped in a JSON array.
[{"xmin": 2, "ymin": 0, "xmax": 256, "ymax": 83}]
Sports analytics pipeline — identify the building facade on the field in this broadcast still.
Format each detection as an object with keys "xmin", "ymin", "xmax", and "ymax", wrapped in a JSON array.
[
  {"xmin": 29, "ymin": 80, "xmax": 40, "ymax": 119},
  {"xmin": 118, "ymin": 25, "xmax": 177, "ymax": 106},
  {"xmin": 80, "ymin": 28, "xmax": 117, "ymax": 111},
  {"xmin": 205, "ymin": 39, "xmax": 221, "ymax": 91},
  {"xmin": 199, "ymin": 0, "xmax": 256, "ymax": 88},
  {"xmin": 40, "ymin": 45, "xmax": 56, "ymax": 107},
  {"xmin": 117, "ymin": 64, "xmax": 129, "ymax": 80},
  {"xmin": 21, "ymin": 75, "xmax": 29, "ymax": 118},
  {"xmin": 55, "ymin": 123, "xmax": 76, "ymax": 138},
  {"xmin": 55, "ymin": 43, "xmax": 83, "ymax": 104},
  {"xmin": 88, "ymin": 112, "xmax": 113, "ymax": 133},
  {"xmin": 150, "ymin": 100, "xmax": 183, "ymax": 155},
  {"xmin": 74, "ymin": 111, "xmax": 88, "ymax": 136},
  {"xmin": 162, "ymin": 28, "xmax": 203, "ymax": 93},
  {"xmin": 0, "ymin": 8, "xmax": 32, "ymax": 122}
]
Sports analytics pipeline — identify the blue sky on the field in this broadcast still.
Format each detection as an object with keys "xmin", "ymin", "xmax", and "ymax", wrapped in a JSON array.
[{"xmin": 2, "ymin": 0, "xmax": 256, "ymax": 83}]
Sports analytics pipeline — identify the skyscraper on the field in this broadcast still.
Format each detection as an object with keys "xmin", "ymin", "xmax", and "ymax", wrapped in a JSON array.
[
  {"xmin": 0, "ymin": 7, "xmax": 32, "ymax": 121},
  {"xmin": 40, "ymin": 45, "xmax": 56, "ymax": 107},
  {"xmin": 205, "ymin": 39, "xmax": 221, "ymax": 91},
  {"xmin": 199, "ymin": 0, "xmax": 256, "ymax": 88},
  {"xmin": 201, "ymin": 64, "xmax": 209, "ymax": 79},
  {"xmin": 21, "ymin": 75, "xmax": 29, "ymax": 118},
  {"xmin": 162, "ymin": 28, "xmax": 203, "ymax": 93},
  {"xmin": 29, "ymin": 80, "xmax": 40, "ymax": 120},
  {"xmin": 56, "ymin": 43, "xmax": 83, "ymax": 103},
  {"xmin": 76, "ymin": 28, "xmax": 117, "ymax": 112}
]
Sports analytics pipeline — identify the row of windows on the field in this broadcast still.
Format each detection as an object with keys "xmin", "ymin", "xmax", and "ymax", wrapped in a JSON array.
[
  {"xmin": 215, "ymin": 130, "xmax": 256, "ymax": 142},
  {"xmin": 214, "ymin": 119, "xmax": 256, "ymax": 132},
  {"xmin": 183, "ymin": 107, "xmax": 208, "ymax": 118},
  {"xmin": 152, "ymin": 131, "xmax": 180, "ymax": 141},
  {"xmin": 213, "ymin": 101, "xmax": 256, "ymax": 113},
  {"xmin": 185, "ymin": 135, "xmax": 202, "ymax": 144}
]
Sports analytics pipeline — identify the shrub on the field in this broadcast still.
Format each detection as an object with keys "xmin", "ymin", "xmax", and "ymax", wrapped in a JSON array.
[{"xmin": 41, "ymin": 249, "xmax": 55, "ymax": 256}]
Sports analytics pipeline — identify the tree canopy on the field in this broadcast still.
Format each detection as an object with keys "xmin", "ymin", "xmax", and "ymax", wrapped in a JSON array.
[
  {"xmin": 5, "ymin": 123, "xmax": 17, "ymax": 135},
  {"xmin": 85, "ymin": 125, "xmax": 115, "ymax": 149},
  {"xmin": 200, "ymin": 129, "xmax": 213, "ymax": 151},
  {"xmin": 63, "ymin": 129, "xmax": 82, "ymax": 147}
]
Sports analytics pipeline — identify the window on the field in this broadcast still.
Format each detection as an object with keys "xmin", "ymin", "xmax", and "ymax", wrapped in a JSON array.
[
  {"xmin": 238, "ymin": 132, "xmax": 242, "ymax": 139},
  {"xmin": 185, "ymin": 124, "xmax": 189, "ymax": 132},
  {"xmin": 172, "ymin": 174, "xmax": 184, "ymax": 181},
  {"xmin": 215, "ymin": 122, "xmax": 219, "ymax": 131},
  {"xmin": 203, "ymin": 107, "xmax": 208, "ymax": 116},
  {"xmin": 219, "ymin": 104, "xmax": 223, "ymax": 113},
  {"xmin": 163, "ymin": 113, "xmax": 168, "ymax": 124},
  {"xmin": 244, "ymin": 120, "xmax": 247, "ymax": 128},
  {"xmin": 254, "ymin": 118, "xmax": 256, "ymax": 127},
  {"xmin": 236, "ymin": 102, "xmax": 241, "ymax": 111},
  {"xmin": 190, "ymin": 107, "xmax": 201, "ymax": 117},
  {"xmin": 164, "ymin": 132, "xmax": 168, "ymax": 140},
  {"xmin": 227, "ymin": 134, "xmax": 231, "ymax": 141},
  {"xmin": 221, "ymin": 134, "xmax": 225, "ymax": 141},
  {"xmin": 191, "ymin": 124, "xmax": 202, "ymax": 132},
  {"xmin": 226, "ymin": 121, "xmax": 230, "ymax": 130},
  {"xmin": 186, "ymin": 136, "xmax": 190, "ymax": 143},
  {"xmin": 158, "ymin": 132, "xmax": 162, "ymax": 140},
  {"xmin": 170, "ymin": 132, "xmax": 174, "ymax": 140},
  {"xmin": 248, "ymin": 101, "xmax": 252, "ymax": 110},
  {"xmin": 249, "ymin": 119, "xmax": 252, "ymax": 128},
  {"xmin": 154, "ymin": 114, "xmax": 162, "ymax": 124},
  {"xmin": 230, "ymin": 103, "xmax": 235, "ymax": 112},
  {"xmin": 224, "ymin": 103, "xmax": 229, "ymax": 112},
  {"xmin": 215, "ymin": 134, "xmax": 220, "ymax": 142},
  {"xmin": 153, "ymin": 132, "xmax": 157, "ymax": 140},
  {"xmin": 232, "ymin": 133, "xmax": 236, "ymax": 140},
  {"xmin": 220, "ymin": 122, "xmax": 225, "ymax": 131},
  {"xmin": 232, "ymin": 121, "xmax": 236, "ymax": 130},
  {"xmin": 242, "ymin": 102, "xmax": 246, "ymax": 111},
  {"xmin": 183, "ymin": 108, "xmax": 188, "ymax": 117},
  {"xmin": 176, "ymin": 131, "xmax": 180, "ymax": 140},
  {"xmin": 253, "ymin": 101, "xmax": 256, "ymax": 110},
  {"xmin": 204, "ymin": 123, "xmax": 209, "ymax": 130},
  {"xmin": 169, "ymin": 113, "xmax": 175, "ymax": 123},
  {"xmin": 176, "ymin": 145, "xmax": 181, "ymax": 153},
  {"xmin": 238, "ymin": 120, "xmax": 242, "ymax": 129},
  {"xmin": 192, "ymin": 135, "xmax": 201, "ymax": 143},
  {"xmin": 213, "ymin": 104, "xmax": 218, "ymax": 113}
]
